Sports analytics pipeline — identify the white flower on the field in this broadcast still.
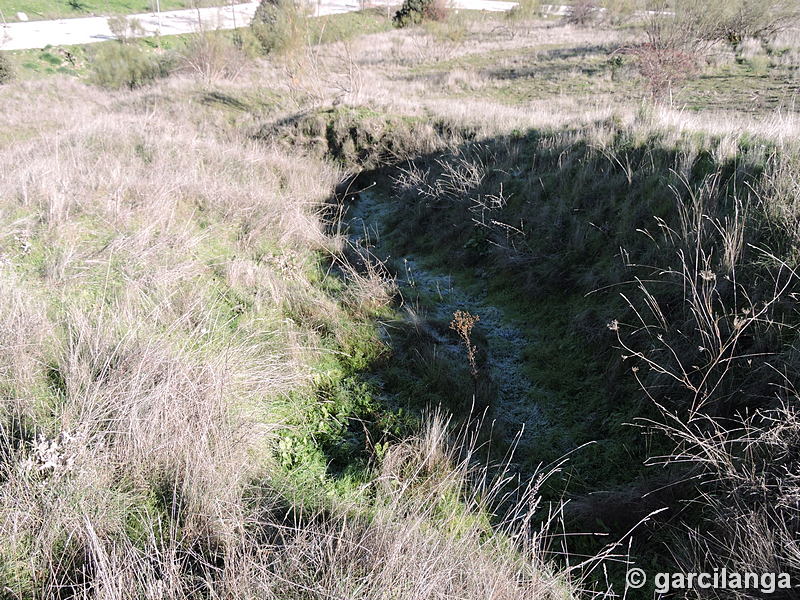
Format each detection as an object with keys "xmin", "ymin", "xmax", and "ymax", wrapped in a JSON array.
[{"xmin": 700, "ymin": 269, "xmax": 716, "ymax": 281}]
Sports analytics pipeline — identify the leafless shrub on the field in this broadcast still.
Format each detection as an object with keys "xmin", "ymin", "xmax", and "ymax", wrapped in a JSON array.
[
  {"xmin": 423, "ymin": 0, "xmax": 450, "ymax": 23},
  {"xmin": 564, "ymin": 0, "xmax": 599, "ymax": 26},
  {"xmin": 107, "ymin": 15, "xmax": 145, "ymax": 43},
  {"xmin": 178, "ymin": 30, "xmax": 249, "ymax": 81},
  {"xmin": 645, "ymin": 0, "xmax": 800, "ymax": 56},
  {"xmin": 689, "ymin": 0, "xmax": 799, "ymax": 49},
  {"xmin": 616, "ymin": 43, "xmax": 699, "ymax": 100},
  {"xmin": 277, "ymin": 39, "xmax": 367, "ymax": 107}
]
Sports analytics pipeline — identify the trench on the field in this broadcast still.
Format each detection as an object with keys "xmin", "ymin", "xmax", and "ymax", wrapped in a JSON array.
[{"xmin": 344, "ymin": 185, "xmax": 551, "ymax": 456}]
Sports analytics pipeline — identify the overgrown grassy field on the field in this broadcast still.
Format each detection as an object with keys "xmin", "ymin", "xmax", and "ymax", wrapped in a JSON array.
[
  {"xmin": 3, "ymin": 2, "xmax": 800, "ymax": 599},
  {"xmin": 0, "ymin": 69, "xmax": 578, "ymax": 597}
]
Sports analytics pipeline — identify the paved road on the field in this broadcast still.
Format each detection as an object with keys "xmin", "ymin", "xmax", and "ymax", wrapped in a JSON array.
[{"xmin": 0, "ymin": 0, "xmax": 519, "ymax": 50}]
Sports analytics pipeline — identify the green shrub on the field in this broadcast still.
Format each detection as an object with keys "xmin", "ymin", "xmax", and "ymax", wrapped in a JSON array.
[
  {"xmin": 251, "ymin": 0, "xmax": 309, "ymax": 55},
  {"xmin": 89, "ymin": 43, "xmax": 171, "ymax": 89},
  {"xmin": 393, "ymin": 0, "xmax": 448, "ymax": 28},
  {"xmin": 0, "ymin": 52, "xmax": 14, "ymax": 84}
]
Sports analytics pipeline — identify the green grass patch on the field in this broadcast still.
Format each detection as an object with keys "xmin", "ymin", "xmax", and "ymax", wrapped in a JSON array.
[
  {"xmin": 7, "ymin": 45, "xmax": 92, "ymax": 79},
  {"xmin": 677, "ymin": 60, "xmax": 800, "ymax": 112},
  {"xmin": 306, "ymin": 7, "xmax": 393, "ymax": 45}
]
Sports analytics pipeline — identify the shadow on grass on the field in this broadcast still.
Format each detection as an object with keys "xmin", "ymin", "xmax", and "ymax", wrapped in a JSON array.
[{"xmin": 256, "ymin": 105, "xmax": 800, "ymax": 589}]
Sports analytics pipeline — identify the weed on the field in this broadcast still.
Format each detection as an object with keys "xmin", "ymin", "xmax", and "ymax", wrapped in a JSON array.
[
  {"xmin": 449, "ymin": 309, "xmax": 480, "ymax": 381},
  {"xmin": 178, "ymin": 30, "xmax": 250, "ymax": 81},
  {"xmin": 608, "ymin": 176, "xmax": 800, "ymax": 587},
  {"xmin": 89, "ymin": 42, "xmax": 171, "ymax": 88}
]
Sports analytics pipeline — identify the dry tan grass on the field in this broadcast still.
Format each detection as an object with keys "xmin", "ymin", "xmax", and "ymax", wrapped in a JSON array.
[
  {"xmin": 7, "ymin": 9, "xmax": 800, "ymax": 595},
  {"xmin": 0, "ymin": 76, "xmax": 337, "ymax": 596},
  {"xmin": 0, "ymin": 66, "xmax": 579, "ymax": 598},
  {"xmin": 227, "ymin": 15, "xmax": 800, "ymax": 155},
  {"xmin": 244, "ymin": 414, "xmax": 575, "ymax": 600}
]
